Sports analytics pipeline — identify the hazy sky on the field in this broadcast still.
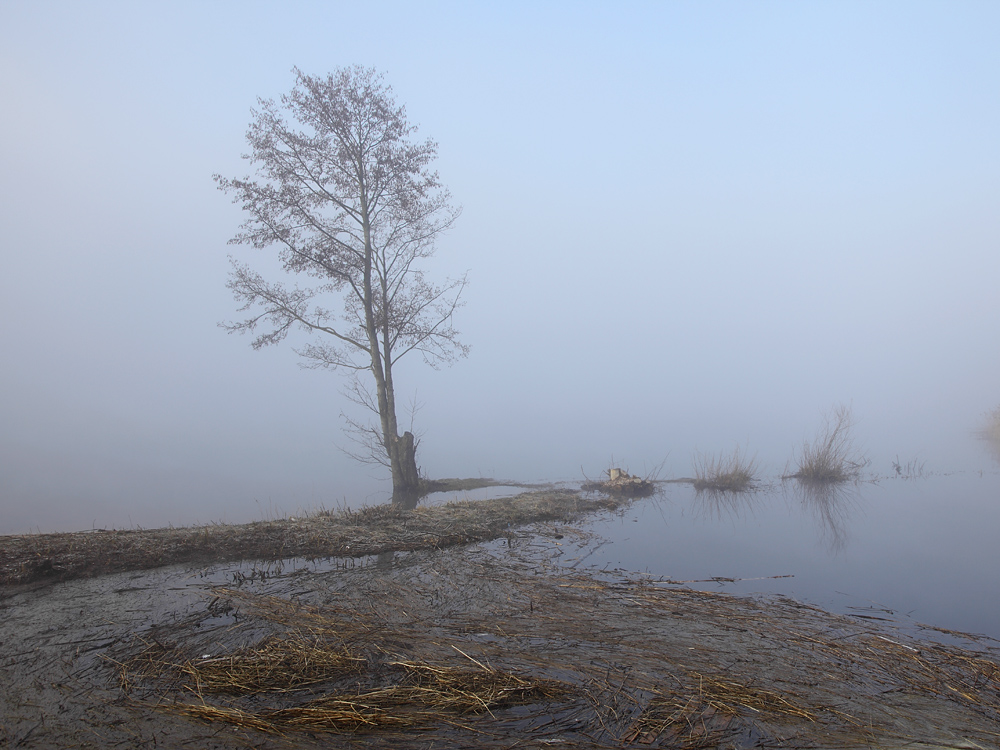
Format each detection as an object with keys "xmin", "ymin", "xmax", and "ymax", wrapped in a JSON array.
[{"xmin": 2, "ymin": 1, "xmax": 998, "ymax": 533}]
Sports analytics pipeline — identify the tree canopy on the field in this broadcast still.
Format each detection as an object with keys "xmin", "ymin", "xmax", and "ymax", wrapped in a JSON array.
[{"xmin": 215, "ymin": 66, "xmax": 467, "ymax": 502}]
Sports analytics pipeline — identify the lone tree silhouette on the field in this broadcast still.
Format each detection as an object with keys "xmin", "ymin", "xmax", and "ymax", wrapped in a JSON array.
[{"xmin": 215, "ymin": 67, "xmax": 467, "ymax": 503}]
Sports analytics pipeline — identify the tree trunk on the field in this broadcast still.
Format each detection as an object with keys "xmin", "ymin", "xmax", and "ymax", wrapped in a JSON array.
[{"xmin": 390, "ymin": 431, "xmax": 421, "ymax": 506}]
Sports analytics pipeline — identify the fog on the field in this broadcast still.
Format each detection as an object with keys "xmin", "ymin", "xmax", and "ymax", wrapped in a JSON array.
[{"xmin": 2, "ymin": 2, "xmax": 999, "ymax": 534}]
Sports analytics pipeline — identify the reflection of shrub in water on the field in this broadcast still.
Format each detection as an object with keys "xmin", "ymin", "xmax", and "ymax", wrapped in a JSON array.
[
  {"xmin": 692, "ymin": 485, "xmax": 763, "ymax": 522},
  {"xmin": 785, "ymin": 478, "xmax": 861, "ymax": 553},
  {"xmin": 692, "ymin": 446, "xmax": 759, "ymax": 493},
  {"xmin": 788, "ymin": 405, "xmax": 868, "ymax": 483},
  {"xmin": 891, "ymin": 455, "xmax": 926, "ymax": 479}
]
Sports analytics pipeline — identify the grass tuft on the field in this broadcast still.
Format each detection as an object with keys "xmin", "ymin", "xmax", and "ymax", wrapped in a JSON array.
[
  {"xmin": 692, "ymin": 447, "xmax": 759, "ymax": 492},
  {"xmin": 891, "ymin": 455, "xmax": 926, "ymax": 479},
  {"xmin": 789, "ymin": 405, "xmax": 868, "ymax": 484}
]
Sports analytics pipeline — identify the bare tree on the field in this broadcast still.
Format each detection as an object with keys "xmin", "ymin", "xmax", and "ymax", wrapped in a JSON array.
[{"xmin": 214, "ymin": 66, "xmax": 467, "ymax": 503}]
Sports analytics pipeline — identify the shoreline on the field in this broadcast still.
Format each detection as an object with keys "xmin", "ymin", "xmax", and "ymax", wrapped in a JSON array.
[
  {"xmin": 0, "ymin": 488, "xmax": 620, "ymax": 590},
  {"xmin": 3, "ymin": 520, "xmax": 999, "ymax": 748}
]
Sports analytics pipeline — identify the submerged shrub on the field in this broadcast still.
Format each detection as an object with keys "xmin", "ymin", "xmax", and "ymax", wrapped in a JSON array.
[
  {"xmin": 978, "ymin": 405, "xmax": 1000, "ymax": 442},
  {"xmin": 692, "ymin": 446, "xmax": 759, "ymax": 493},
  {"xmin": 791, "ymin": 405, "xmax": 868, "ymax": 484},
  {"xmin": 976, "ymin": 405, "xmax": 1000, "ymax": 467},
  {"xmin": 891, "ymin": 455, "xmax": 926, "ymax": 479}
]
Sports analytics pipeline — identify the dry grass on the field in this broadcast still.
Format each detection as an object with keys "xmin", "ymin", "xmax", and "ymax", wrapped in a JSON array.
[
  {"xmin": 691, "ymin": 447, "xmax": 759, "ymax": 492},
  {"xmin": 117, "ymin": 633, "xmax": 362, "ymax": 697},
  {"xmin": 117, "ymin": 589, "xmax": 570, "ymax": 736},
  {"xmin": 625, "ymin": 670, "xmax": 820, "ymax": 746},
  {"xmin": 182, "ymin": 637, "xmax": 364, "ymax": 695},
  {"xmin": 0, "ymin": 489, "xmax": 628, "ymax": 588},
  {"xmin": 106, "ymin": 554, "xmax": 1000, "ymax": 749},
  {"xmin": 788, "ymin": 405, "xmax": 868, "ymax": 483},
  {"xmin": 155, "ymin": 658, "xmax": 567, "ymax": 733}
]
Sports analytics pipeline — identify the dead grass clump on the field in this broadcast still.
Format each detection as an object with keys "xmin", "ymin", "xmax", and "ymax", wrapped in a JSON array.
[
  {"xmin": 788, "ymin": 404, "xmax": 868, "ymax": 483},
  {"xmin": 692, "ymin": 446, "xmax": 759, "ymax": 492},
  {"xmin": 168, "ymin": 657, "xmax": 567, "ymax": 734},
  {"xmin": 167, "ymin": 660, "xmax": 566, "ymax": 734},
  {"xmin": 118, "ymin": 596, "xmax": 571, "ymax": 736},
  {"xmin": 181, "ymin": 637, "xmax": 364, "ymax": 695},
  {"xmin": 169, "ymin": 699, "xmax": 420, "ymax": 733},
  {"xmin": 626, "ymin": 670, "xmax": 818, "ymax": 747},
  {"xmin": 377, "ymin": 659, "xmax": 566, "ymax": 713}
]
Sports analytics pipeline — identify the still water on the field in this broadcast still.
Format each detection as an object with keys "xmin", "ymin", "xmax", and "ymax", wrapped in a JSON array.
[{"xmin": 575, "ymin": 471, "xmax": 1000, "ymax": 641}]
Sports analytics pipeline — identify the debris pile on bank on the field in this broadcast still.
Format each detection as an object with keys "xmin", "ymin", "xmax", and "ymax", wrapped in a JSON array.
[{"xmin": 582, "ymin": 467, "xmax": 657, "ymax": 498}]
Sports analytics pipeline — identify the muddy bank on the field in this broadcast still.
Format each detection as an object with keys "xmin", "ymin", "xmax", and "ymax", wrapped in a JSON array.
[
  {"xmin": 2, "ymin": 507, "xmax": 999, "ymax": 749},
  {"xmin": 0, "ymin": 489, "xmax": 605, "ymax": 590}
]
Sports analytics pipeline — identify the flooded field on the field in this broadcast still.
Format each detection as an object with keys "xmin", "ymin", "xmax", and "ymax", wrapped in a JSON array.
[
  {"xmin": 3, "ymin": 518, "xmax": 1000, "ymax": 749},
  {"xmin": 581, "ymin": 470, "xmax": 1000, "ymax": 641},
  {"xmin": 418, "ymin": 457, "xmax": 1000, "ymax": 643},
  {"xmin": 3, "ymin": 439, "xmax": 999, "ymax": 747}
]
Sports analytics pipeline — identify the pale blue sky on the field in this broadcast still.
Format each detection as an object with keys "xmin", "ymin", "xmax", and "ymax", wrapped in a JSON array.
[{"xmin": 2, "ymin": 1, "xmax": 998, "ymax": 532}]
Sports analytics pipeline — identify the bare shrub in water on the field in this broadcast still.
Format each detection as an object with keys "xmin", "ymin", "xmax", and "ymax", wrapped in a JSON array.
[
  {"xmin": 791, "ymin": 405, "xmax": 868, "ymax": 483},
  {"xmin": 891, "ymin": 455, "xmax": 926, "ymax": 479},
  {"xmin": 978, "ymin": 405, "xmax": 1000, "ymax": 442},
  {"xmin": 976, "ymin": 406, "xmax": 1000, "ymax": 467},
  {"xmin": 692, "ymin": 446, "xmax": 759, "ymax": 492}
]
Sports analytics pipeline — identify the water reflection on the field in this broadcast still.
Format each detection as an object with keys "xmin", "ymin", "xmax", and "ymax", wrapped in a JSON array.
[
  {"xmin": 580, "ymin": 472, "xmax": 1000, "ymax": 638},
  {"xmin": 783, "ymin": 479, "xmax": 863, "ymax": 552},
  {"xmin": 691, "ymin": 486, "xmax": 764, "ymax": 522},
  {"xmin": 976, "ymin": 435, "xmax": 1000, "ymax": 468}
]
